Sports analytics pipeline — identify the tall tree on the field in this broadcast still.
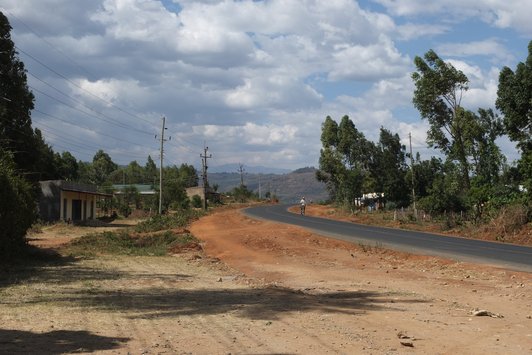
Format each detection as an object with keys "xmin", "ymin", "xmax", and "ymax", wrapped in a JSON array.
[
  {"xmin": 144, "ymin": 155, "xmax": 158, "ymax": 185},
  {"xmin": 89, "ymin": 150, "xmax": 117, "ymax": 186},
  {"xmin": 0, "ymin": 149, "xmax": 35, "ymax": 257},
  {"xmin": 466, "ymin": 108, "xmax": 505, "ymax": 185},
  {"xmin": 374, "ymin": 127, "xmax": 409, "ymax": 206},
  {"xmin": 55, "ymin": 151, "xmax": 79, "ymax": 181},
  {"xmin": 317, "ymin": 115, "xmax": 370, "ymax": 207},
  {"xmin": 177, "ymin": 163, "xmax": 199, "ymax": 187},
  {"xmin": 0, "ymin": 12, "xmax": 37, "ymax": 176},
  {"xmin": 412, "ymin": 50, "xmax": 471, "ymax": 190},
  {"xmin": 496, "ymin": 40, "xmax": 532, "ymax": 203}
]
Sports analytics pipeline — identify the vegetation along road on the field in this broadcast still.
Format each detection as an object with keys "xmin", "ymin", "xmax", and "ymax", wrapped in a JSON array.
[{"xmin": 245, "ymin": 204, "xmax": 532, "ymax": 272}]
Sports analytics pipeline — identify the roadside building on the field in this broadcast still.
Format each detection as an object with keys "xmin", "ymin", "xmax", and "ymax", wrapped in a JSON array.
[
  {"xmin": 38, "ymin": 180, "xmax": 111, "ymax": 222},
  {"xmin": 185, "ymin": 186, "xmax": 221, "ymax": 204}
]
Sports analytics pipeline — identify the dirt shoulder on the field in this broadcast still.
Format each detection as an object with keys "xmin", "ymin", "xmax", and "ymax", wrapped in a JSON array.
[
  {"xmin": 190, "ymin": 206, "xmax": 532, "ymax": 354},
  {"xmin": 1, "ymin": 208, "xmax": 530, "ymax": 354}
]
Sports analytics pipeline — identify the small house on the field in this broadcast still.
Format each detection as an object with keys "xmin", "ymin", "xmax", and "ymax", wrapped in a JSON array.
[{"xmin": 39, "ymin": 180, "xmax": 111, "ymax": 222}]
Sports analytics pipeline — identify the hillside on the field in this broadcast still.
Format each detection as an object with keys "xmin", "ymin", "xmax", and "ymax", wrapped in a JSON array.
[{"xmin": 208, "ymin": 167, "xmax": 329, "ymax": 203}]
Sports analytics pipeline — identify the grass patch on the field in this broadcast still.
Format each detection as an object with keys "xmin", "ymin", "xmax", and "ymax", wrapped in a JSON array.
[
  {"xmin": 134, "ymin": 209, "xmax": 204, "ymax": 233},
  {"xmin": 64, "ymin": 230, "xmax": 199, "ymax": 257}
]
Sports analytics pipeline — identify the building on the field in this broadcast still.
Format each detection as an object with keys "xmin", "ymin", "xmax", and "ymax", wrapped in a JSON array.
[
  {"xmin": 112, "ymin": 184, "xmax": 157, "ymax": 196},
  {"xmin": 39, "ymin": 180, "xmax": 111, "ymax": 222},
  {"xmin": 185, "ymin": 186, "xmax": 221, "ymax": 204}
]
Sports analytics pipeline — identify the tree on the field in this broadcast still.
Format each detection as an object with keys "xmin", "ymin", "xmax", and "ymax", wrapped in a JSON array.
[
  {"xmin": 177, "ymin": 163, "xmax": 198, "ymax": 187},
  {"xmin": 317, "ymin": 115, "xmax": 371, "ymax": 207},
  {"xmin": 374, "ymin": 127, "xmax": 409, "ymax": 207},
  {"xmin": 89, "ymin": 150, "xmax": 117, "ymax": 186},
  {"xmin": 144, "ymin": 155, "xmax": 158, "ymax": 186},
  {"xmin": 496, "ymin": 40, "xmax": 532, "ymax": 203},
  {"xmin": 125, "ymin": 161, "xmax": 144, "ymax": 184},
  {"xmin": 412, "ymin": 50, "xmax": 471, "ymax": 190},
  {"xmin": 0, "ymin": 149, "xmax": 36, "ymax": 257},
  {"xmin": 466, "ymin": 108, "xmax": 505, "ymax": 185},
  {"xmin": 0, "ymin": 12, "xmax": 41, "ymax": 178},
  {"xmin": 55, "ymin": 151, "xmax": 79, "ymax": 181}
]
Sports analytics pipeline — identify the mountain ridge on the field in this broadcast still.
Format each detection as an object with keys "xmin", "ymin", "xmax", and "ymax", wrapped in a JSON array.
[{"xmin": 208, "ymin": 167, "xmax": 329, "ymax": 203}]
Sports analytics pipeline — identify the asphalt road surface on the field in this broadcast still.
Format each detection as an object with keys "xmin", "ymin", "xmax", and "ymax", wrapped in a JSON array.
[{"xmin": 244, "ymin": 204, "xmax": 532, "ymax": 272}]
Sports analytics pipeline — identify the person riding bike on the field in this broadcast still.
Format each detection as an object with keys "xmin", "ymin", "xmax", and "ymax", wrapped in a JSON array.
[{"xmin": 299, "ymin": 197, "xmax": 306, "ymax": 215}]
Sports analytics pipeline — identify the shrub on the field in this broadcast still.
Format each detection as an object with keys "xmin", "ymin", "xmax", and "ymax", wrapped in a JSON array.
[
  {"xmin": 66, "ymin": 230, "xmax": 199, "ymax": 256},
  {"xmin": 191, "ymin": 194, "xmax": 202, "ymax": 208},
  {"xmin": 0, "ymin": 150, "xmax": 36, "ymax": 258}
]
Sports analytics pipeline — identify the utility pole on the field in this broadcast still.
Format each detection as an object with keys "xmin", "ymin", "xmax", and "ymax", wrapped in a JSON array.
[
  {"xmin": 200, "ymin": 144, "xmax": 212, "ymax": 210},
  {"xmin": 238, "ymin": 163, "xmax": 245, "ymax": 186},
  {"xmin": 258, "ymin": 174, "xmax": 262, "ymax": 199},
  {"xmin": 158, "ymin": 116, "xmax": 167, "ymax": 214},
  {"xmin": 409, "ymin": 132, "xmax": 417, "ymax": 218}
]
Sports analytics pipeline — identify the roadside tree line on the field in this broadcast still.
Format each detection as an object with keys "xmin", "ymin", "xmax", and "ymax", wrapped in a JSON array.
[{"xmin": 317, "ymin": 42, "xmax": 532, "ymax": 224}]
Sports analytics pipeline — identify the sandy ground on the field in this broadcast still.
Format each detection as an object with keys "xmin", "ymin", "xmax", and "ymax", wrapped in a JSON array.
[{"xmin": 0, "ymin": 206, "xmax": 530, "ymax": 354}]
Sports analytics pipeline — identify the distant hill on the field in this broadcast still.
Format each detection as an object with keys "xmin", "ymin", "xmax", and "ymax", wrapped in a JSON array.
[
  {"xmin": 208, "ymin": 164, "xmax": 291, "ymax": 174},
  {"xmin": 209, "ymin": 167, "xmax": 329, "ymax": 203}
]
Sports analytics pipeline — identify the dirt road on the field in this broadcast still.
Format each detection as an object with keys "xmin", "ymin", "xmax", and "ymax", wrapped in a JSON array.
[{"xmin": 1, "ymin": 207, "xmax": 530, "ymax": 354}]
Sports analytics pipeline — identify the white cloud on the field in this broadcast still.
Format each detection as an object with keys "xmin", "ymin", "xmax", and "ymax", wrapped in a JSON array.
[
  {"xmin": 396, "ymin": 22, "xmax": 449, "ymax": 40},
  {"xmin": 374, "ymin": 0, "xmax": 532, "ymax": 35},
  {"xmin": 1, "ymin": 0, "xmax": 524, "ymax": 169},
  {"xmin": 329, "ymin": 36, "xmax": 410, "ymax": 81},
  {"xmin": 437, "ymin": 39, "xmax": 514, "ymax": 64}
]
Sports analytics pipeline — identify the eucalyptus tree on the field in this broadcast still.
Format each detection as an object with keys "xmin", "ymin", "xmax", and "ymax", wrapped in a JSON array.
[
  {"xmin": 89, "ymin": 150, "xmax": 118, "ymax": 186},
  {"xmin": 0, "ymin": 12, "xmax": 37, "ymax": 176},
  {"xmin": 375, "ymin": 127, "xmax": 409, "ymax": 207},
  {"xmin": 412, "ymin": 50, "xmax": 471, "ymax": 191},
  {"xmin": 496, "ymin": 40, "xmax": 532, "ymax": 203},
  {"xmin": 317, "ymin": 115, "xmax": 371, "ymax": 207}
]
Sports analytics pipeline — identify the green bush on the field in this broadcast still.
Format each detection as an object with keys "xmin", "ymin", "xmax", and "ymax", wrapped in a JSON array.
[
  {"xmin": 0, "ymin": 150, "xmax": 37, "ymax": 257},
  {"xmin": 191, "ymin": 194, "xmax": 202, "ymax": 208}
]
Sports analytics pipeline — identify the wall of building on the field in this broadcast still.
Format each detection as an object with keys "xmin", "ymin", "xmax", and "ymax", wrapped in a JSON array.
[{"xmin": 60, "ymin": 191, "xmax": 98, "ymax": 221}]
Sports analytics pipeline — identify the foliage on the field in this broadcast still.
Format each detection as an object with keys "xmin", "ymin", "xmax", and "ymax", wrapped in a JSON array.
[
  {"xmin": 496, "ymin": 40, "xmax": 532, "ymax": 207},
  {"xmin": 191, "ymin": 194, "xmax": 202, "ymax": 208},
  {"xmin": 0, "ymin": 149, "xmax": 36, "ymax": 257},
  {"xmin": 412, "ymin": 49, "xmax": 472, "ymax": 191},
  {"xmin": 88, "ymin": 150, "xmax": 118, "ymax": 186},
  {"xmin": 162, "ymin": 178, "xmax": 190, "ymax": 211},
  {"xmin": 66, "ymin": 230, "xmax": 198, "ymax": 256},
  {"xmin": 374, "ymin": 127, "xmax": 409, "ymax": 207},
  {"xmin": 417, "ymin": 161, "xmax": 466, "ymax": 215},
  {"xmin": 317, "ymin": 116, "xmax": 409, "ymax": 208},
  {"xmin": 231, "ymin": 184, "xmax": 255, "ymax": 202},
  {"xmin": 0, "ymin": 12, "xmax": 36, "ymax": 177}
]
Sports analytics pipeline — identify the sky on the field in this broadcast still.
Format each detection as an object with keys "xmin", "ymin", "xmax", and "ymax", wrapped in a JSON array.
[{"xmin": 1, "ymin": 0, "xmax": 531, "ymax": 171}]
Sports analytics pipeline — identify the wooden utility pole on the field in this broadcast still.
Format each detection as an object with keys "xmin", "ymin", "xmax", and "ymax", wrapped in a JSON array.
[
  {"xmin": 158, "ymin": 116, "xmax": 166, "ymax": 214},
  {"xmin": 200, "ymin": 145, "xmax": 212, "ymax": 210},
  {"xmin": 409, "ymin": 132, "xmax": 417, "ymax": 218}
]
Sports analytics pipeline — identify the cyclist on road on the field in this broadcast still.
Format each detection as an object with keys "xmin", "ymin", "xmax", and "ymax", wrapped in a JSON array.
[{"xmin": 300, "ymin": 197, "xmax": 306, "ymax": 215}]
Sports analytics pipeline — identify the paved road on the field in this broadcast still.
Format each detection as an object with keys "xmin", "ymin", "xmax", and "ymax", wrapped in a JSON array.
[{"xmin": 244, "ymin": 204, "xmax": 532, "ymax": 272}]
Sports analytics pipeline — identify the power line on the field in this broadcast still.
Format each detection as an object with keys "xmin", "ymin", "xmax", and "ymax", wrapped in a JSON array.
[
  {"xmin": 32, "ymin": 108, "xmax": 158, "ymax": 150},
  {"xmin": 15, "ymin": 45, "xmax": 155, "ymax": 125},
  {"xmin": 33, "ymin": 121, "xmax": 151, "ymax": 160},
  {"xmin": 28, "ymin": 71, "xmax": 154, "ymax": 136},
  {"xmin": 3, "ymin": 8, "xmax": 96, "ymax": 79},
  {"xmin": 29, "ymin": 85, "xmax": 153, "ymax": 136}
]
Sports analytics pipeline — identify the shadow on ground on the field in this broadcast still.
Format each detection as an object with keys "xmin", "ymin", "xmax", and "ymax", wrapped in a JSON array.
[
  {"xmin": 45, "ymin": 285, "xmax": 427, "ymax": 321},
  {"xmin": 0, "ymin": 329, "xmax": 129, "ymax": 354}
]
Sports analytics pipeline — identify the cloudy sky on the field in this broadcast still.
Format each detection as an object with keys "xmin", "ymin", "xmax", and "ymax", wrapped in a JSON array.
[{"xmin": 1, "ymin": 0, "xmax": 530, "ymax": 171}]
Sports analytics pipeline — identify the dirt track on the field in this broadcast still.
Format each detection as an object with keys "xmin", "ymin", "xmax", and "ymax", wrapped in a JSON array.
[{"xmin": 1, "ymin": 206, "xmax": 530, "ymax": 354}]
